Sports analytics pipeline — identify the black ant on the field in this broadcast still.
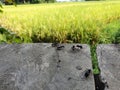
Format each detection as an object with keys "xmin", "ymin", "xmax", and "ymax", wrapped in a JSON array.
[
  {"xmin": 100, "ymin": 75, "xmax": 109, "ymax": 89},
  {"xmin": 57, "ymin": 60, "xmax": 61, "ymax": 68},
  {"xmin": 71, "ymin": 45, "xmax": 83, "ymax": 51},
  {"xmin": 57, "ymin": 45, "xmax": 65, "ymax": 50},
  {"xmin": 76, "ymin": 45, "xmax": 83, "ymax": 49},
  {"xmin": 71, "ymin": 45, "xmax": 75, "ymax": 51},
  {"xmin": 81, "ymin": 69, "xmax": 92, "ymax": 79},
  {"xmin": 51, "ymin": 42, "xmax": 58, "ymax": 47},
  {"xmin": 84, "ymin": 69, "xmax": 91, "ymax": 78}
]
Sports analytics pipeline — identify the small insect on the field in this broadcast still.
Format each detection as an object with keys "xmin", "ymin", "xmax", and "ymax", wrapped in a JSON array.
[
  {"xmin": 81, "ymin": 69, "xmax": 92, "ymax": 79},
  {"xmin": 71, "ymin": 45, "xmax": 83, "ymax": 51},
  {"xmin": 57, "ymin": 45, "xmax": 65, "ymax": 50},
  {"xmin": 57, "ymin": 60, "xmax": 61, "ymax": 68},
  {"xmin": 71, "ymin": 45, "xmax": 76, "ymax": 51},
  {"xmin": 51, "ymin": 42, "xmax": 58, "ymax": 47},
  {"xmin": 76, "ymin": 45, "xmax": 83, "ymax": 49},
  {"xmin": 100, "ymin": 75, "xmax": 109, "ymax": 89},
  {"xmin": 104, "ymin": 82, "xmax": 109, "ymax": 88},
  {"xmin": 84, "ymin": 69, "xmax": 91, "ymax": 78}
]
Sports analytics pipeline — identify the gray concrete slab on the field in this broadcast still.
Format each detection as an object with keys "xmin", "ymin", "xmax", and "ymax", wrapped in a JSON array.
[
  {"xmin": 47, "ymin": 44, "xmax": 95, "ymax": 90},
  {"xmin": 0, "ymin": 43, "xmax": 95, "ymax": 90},
  {"xmin": 97, "ymin": 44, "xmax": 120, "ymax": 90}
]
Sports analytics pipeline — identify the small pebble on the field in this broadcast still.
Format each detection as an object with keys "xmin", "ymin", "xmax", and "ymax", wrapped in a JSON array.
[
  {"xmin": 68, "ymin": 77, "xmax": 72, "ymax": 80},
  {"xmin": 76, "ymin": 66, "xmax": 82, "ymax": 70},
  {"xmin": 57, "ymin": 65, "xmax": 61, "ymax": 68},
  {"xmin": 58, "ymin": 60, "xmax": 61, "ymax": 63}
]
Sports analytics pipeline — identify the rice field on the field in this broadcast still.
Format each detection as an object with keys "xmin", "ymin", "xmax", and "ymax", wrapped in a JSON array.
[{"xmin": 0, "ymin": 1, "xmax": 120, "ymax": 44}]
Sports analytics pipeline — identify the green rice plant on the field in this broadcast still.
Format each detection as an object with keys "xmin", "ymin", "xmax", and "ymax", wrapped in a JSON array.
[
  {"xmin": 115, "ymin": 29, "xmax": 120, "ymax": 44},
  {"xmin": 100, "ymin": 20, "xmax": 120, "ymax": 44},
  {"xmin": 0, "ymin": 1, "xmax": 120, "ymax": 44},
  {"xmin": 0, "ymin": 1, "xmax": 3, "ymax": 13}
]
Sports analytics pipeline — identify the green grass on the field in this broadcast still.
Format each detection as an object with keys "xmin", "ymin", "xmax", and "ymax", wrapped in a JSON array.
[{"xmin": 0, "ymin": 1, "xmax": 120, "ymax": 74}]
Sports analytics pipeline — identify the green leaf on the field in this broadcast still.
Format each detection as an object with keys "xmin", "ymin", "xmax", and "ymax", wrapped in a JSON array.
[
  {"xmin": 0, "ymin": 34, "xmax": 7, "ymax": 42},
  {"xmin": 93, "ymin": 68, "xmax": 100, "ymax": 74}
]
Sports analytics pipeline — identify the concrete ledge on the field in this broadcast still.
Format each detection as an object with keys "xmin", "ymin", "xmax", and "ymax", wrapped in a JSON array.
[
  {"xmin": 0, "ymin": 43, "xmax": 95, "ymax": 90},
  {"xmin": 97, "ymin": 44, "xmax": 120, "ymax": 90}
]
